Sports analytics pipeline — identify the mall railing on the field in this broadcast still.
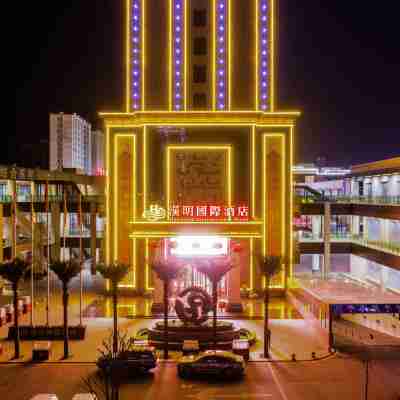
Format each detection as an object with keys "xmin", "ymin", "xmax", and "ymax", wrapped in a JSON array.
[
  {"xmin": 299, "ymin": 232, "xmax": 400, "ymax": 256},
  {"xmin": 0, "ymin": 194, "xmax": 104, "ymax": 204},
  {"xmin": 66, "ymin": 229, "xmax": 104, "ymax": 238},
  {"xmin": 296, "ymin": 194, "xmax": 400, "ymax": 206},
  {"xmin": 323, "ymin": 195, "xmax": 400, "ymax": 206}
]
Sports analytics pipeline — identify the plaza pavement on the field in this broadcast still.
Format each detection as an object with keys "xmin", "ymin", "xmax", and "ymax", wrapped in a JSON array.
[{"xmin": 1, "ymin": 272, "xmax": 400, "ymax": 399}]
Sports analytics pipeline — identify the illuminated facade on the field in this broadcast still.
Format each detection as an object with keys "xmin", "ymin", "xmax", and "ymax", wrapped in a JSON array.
[{"xmin": 101, "ymin": 0, "xmax": 299, "ymax": 307}]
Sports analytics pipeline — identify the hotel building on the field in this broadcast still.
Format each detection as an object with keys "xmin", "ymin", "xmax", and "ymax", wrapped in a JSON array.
[{"xmin": 101, "ymin": 0, "xmax": 298, "ymax": 310}]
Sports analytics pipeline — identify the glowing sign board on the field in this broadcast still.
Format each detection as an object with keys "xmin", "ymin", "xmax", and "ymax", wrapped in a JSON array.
[
  {"xmin": 142, "ymin": 204, "xmax": 249, "ymax": 222},
  {"xmin": 169, "ymin": 204, "xmax": 249, "ymax": 221},
  {"xmin": 169, "ymin": 236, "xmax": 228, "ymax": 257}
]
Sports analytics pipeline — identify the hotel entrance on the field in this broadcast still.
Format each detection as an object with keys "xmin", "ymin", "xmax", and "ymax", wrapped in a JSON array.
[{"xmin": 166, "ymin": 236, "xmax": 230, "ymax": 304}]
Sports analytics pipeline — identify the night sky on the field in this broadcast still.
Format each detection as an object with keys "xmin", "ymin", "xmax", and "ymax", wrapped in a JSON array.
[{"xmin": 12, "ymin": 1, "xmax": 400, "ymax": 168}]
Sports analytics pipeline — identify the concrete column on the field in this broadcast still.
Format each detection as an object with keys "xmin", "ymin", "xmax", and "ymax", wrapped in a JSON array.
[
  {"xmin": 380, "ymin": 219, "xmax": 389, "ymax": 243},
  {"xmin": 323, "ymin": 202, "xmax": 331, "ymax": 279},
  {"xmin": 50, "ymin": 202, "xmax": 61, "ymax": 262},
  {"xmin": 90, "ymin": 202, "xmax": 97, "ymax": 274},
  {"xmin": 11, "ymin": 181, "xmax": 17, "ymax": 259},
  {"xmin": 363, "ymin": 217, "xmax": 368, "ymax": 240},
  {"xmin": 379, "ymin": 266, "xmax": 389, "ymax": 291},
  {"xmin": 352, "ymin": 215, "xmax": 360, "ymax": 237},
  {"xmin": 312, "ymin": 215, "xmax": 322, "ymax": 240}
]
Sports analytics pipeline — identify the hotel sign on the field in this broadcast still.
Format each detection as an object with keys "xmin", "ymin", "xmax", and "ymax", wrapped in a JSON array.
[{"xmin": 143, "ymin": 204, "xmax": 249, "ymax": 222}]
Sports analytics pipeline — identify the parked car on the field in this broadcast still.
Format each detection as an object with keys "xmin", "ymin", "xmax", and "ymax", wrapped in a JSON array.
[
  {"xmin": 177, "ymin": 350, "xmax": 245, "ymax": 379},
  {"xmin": 72, "ymin": 394, "xmax": 97, "ymax": 400},
  {"xmin": 97, "ymin": 345, "xmax": 157, "ymax": 378},
  {"xmin": 29, "ymin": 395, "xmax": 58, "ymax": 400}
]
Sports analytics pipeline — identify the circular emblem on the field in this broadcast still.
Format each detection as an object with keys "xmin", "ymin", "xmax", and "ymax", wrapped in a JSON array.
[{"xmin": 175, "ymin": 287, "xmax": 212, "ymax": 326}]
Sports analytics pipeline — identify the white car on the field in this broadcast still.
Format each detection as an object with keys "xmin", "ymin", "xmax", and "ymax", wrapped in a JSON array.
[
  {"xmin": 30, "ymin": 395, "xmax": 58, "ymax": 400},
  {"xmin": 72, "ymin": 394, "xmax": 97, "ymax": 400}
]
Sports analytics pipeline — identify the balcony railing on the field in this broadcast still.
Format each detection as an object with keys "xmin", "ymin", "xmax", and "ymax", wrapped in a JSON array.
[
  {"xmin": 296, "ymin": 194, "xmax": 400, "ymax": 206},
  {"xmin": 299, "ymin": 233, "xmax": 400, "ymax": 256},
  {"xmin": 0, "ymin": 195, "xmax": 104, "ymax": 204}
]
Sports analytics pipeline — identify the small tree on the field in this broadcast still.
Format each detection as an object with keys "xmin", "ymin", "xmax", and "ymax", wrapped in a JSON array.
[
  {"xmin": 256, "ymin": 255, "xmax": 284, "ymax": 358},
  {"xmin": 50, "ymin": 260, "xmax": 81, "ymax": 359},
  {"xmin": 196, "ymin": 257, "xmax": 234, "ymax": 349},
  {"xmin": 150, "ymin": 258, "xmax": 182, "ymax": 359},
  {"xmin": 0, "ymin": 258, "xmax": 31, "ymax": 359},
  {"xmin": 96, "ymin": 263, "xmax": 129, "ymax": 355}
]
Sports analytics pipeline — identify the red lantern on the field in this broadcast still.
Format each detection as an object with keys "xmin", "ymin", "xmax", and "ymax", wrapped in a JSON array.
[
  {"xmin": 149, "ymin": 241, "xmax": 160, "ymax": 250},
  {"xmin": 232, "ymin": 243, "xmax": 242, "ymax": 253}
]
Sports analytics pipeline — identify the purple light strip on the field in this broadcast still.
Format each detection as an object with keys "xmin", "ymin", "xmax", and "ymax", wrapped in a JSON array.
[
  {"xmin": 173, "ymin": 0, "xmax": 184, "ymax": 110},
  {"xmin": 259, "ymin": 0, "xmax": 269, "ymax": 111},
  {"xmin": 216, "ymin": 0, "xmax": 227, "ymax": 110},
  {"xmin": 131, "ymin": 0, "xmax": 142, "ymax": 111}
]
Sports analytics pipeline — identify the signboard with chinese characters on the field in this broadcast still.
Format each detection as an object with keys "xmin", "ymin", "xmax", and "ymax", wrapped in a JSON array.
[
  {"xmin": 170, "ymin": 204, "xmax": 249, "ymax": 221},
  {"xmin": 142, "ymin": 204, "xmax": 249, "ymax": 222},
  {"xmin": 171, "ymin": 149, "xmax": 228, "ymax": 202}
]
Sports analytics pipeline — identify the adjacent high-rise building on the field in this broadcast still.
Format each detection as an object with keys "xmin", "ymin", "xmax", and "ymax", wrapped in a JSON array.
[
  {"xmin": 49, "ymin": 113, "xmax": 104, "ymax": 176},
  {"xmin": 91, "ymin": 130, "xmax": 105, "ymax": 176}
]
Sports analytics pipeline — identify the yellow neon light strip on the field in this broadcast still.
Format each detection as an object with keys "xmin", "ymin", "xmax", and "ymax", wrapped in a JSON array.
[
  {"xmin": 184, "ymin": 0, "xmax": 188, "ymax": 111},
  {"xmin": 100, "ymin": 110, "xmax": 301, "ymax": 115},
  {"xmin": 126, "ymin": 0, "xmax": 131, "ymax": 112},
  {"xmin": 168, "ymin": 0, "xmax": 172, "ymax": 111},
  {"xmin": 143, "ymin": 126, "xmax": 147, "ymax": 211},
  {"xmin": 228, "ymin": 146, "xmax": 233, "ymax": 205},
  {"xmin": 130, "ymin": 221, "xmax": 263, "ymax": 225},
  {"xmin": 251, "ymin": 125, "xmax": 256, "ymax": 217},
  {"xmin": 145, "ymin": 238, "xmax": 154, "ymax": 290},
  {"xmin": 255, "ymin": 0, "xmax": 259, "ymax": 110},
  {"xmin": 212, "ymin": 0, "xmax": 216, "ymax": 110},
  {"xmin": 289, "ymin": 125, "xmax": 294, "ymax": 279},
  {"xmin": 270, "ymin": 0, "xmax": 275, "ymax": 111},
  {"xmin": 166, "ymin": 145, "xmax": 233, "ymax": 208},
  {"xmin": 228, "ymin": 0, "xmax": 232, "ymax": 110},
  {"xmin": 250, "ymin": 238, "xmax": 254, "ymax": 291},
  {"xmin": 132, "ymin": 236, "xmax": 136, "ymax": 287},
  {"xmin": 106, "ymin": 126, "xmax": 111, "ymax": 263},
  {"xmin": 142, "ymin": 0, "xmax": 145, "ymax": 110},
  {"xmin": 130, "ymin": 233, "xmax": 262, "ymax": 238}
]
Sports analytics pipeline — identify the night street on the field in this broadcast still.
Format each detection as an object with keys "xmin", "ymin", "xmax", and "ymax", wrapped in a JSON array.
[{"xmin": 1, "ymin": 357, "xmax": 399, "ymax": 400}]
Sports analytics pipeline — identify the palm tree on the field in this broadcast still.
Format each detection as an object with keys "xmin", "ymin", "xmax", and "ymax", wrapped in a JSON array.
[
  {"xmin": 96, "ymin": 262, "xmax": 129, "ymax": 355},
  {"xmin": 49, "ymin": 260, "xmax": 81, "ymax": 359},
  {"xmin": 256, "ymin": 255, "xmax": 284, "ymax": 358},
  {"xmin": 150, "ymin": 258, "xmax": 182, "ymax": 359},
  {"xmin": 0, "ymin": 258, "xmax": 31, "ymax": 359},
  {"xmin": 196, "ymin": 257, "xmax": 234, "ymax": 349}
]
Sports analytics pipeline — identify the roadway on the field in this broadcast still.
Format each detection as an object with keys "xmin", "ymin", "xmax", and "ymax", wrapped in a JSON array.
[{"xmin": 1, "ymin": 357, "xmax": 399, "ymax": 400}]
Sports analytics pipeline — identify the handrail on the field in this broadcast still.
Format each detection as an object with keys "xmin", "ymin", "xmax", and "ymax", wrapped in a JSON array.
[{"xmin": 296, "ymin": 194, "xmax": 400, "ymax": 206}]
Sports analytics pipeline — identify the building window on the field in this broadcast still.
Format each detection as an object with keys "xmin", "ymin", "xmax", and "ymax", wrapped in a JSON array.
[
  {"xmin": 193, "ymin": 93, "xmax": 207, "ymax": 108},
  {"xmin": 193, "ymin": 9, "xmax": 207, "ymax": 27},
  {"xmin": 193, "ymin": 37, "xmax": 207, "ymax": 55},
  {"xmin": 193, "ymin": 65, "xmax": 207, "ymax": 83}
]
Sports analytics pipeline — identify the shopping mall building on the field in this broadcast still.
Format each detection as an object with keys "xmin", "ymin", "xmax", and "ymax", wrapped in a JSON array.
[{"xmin": 100, "ymin": 0, "xmax": 298, "ymax": 310}]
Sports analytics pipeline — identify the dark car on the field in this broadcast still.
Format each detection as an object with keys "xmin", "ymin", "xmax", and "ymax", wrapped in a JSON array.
[
  {"xmin": 97, "ymin": 346, "xmax": 157, "ymax": 378},
  {"xmin": 177, "ymin": 350, "xmax": 245, "ymax": 379}
]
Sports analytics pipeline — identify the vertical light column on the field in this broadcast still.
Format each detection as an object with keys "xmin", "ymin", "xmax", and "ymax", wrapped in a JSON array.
[
  {"xmin": 214, "ymin": 0, "xmax": 229, "ymax": 110},
  {"xmin": 171, "ymin": 0, "xmax": 186, "ymax": 110},
  {"xmin": 258, "ymin": 0, "xmax": 271, "ymax": 111},
  {"xmin": 130, "ymin": 0, "xmax": 143, "ymax": 111}
]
